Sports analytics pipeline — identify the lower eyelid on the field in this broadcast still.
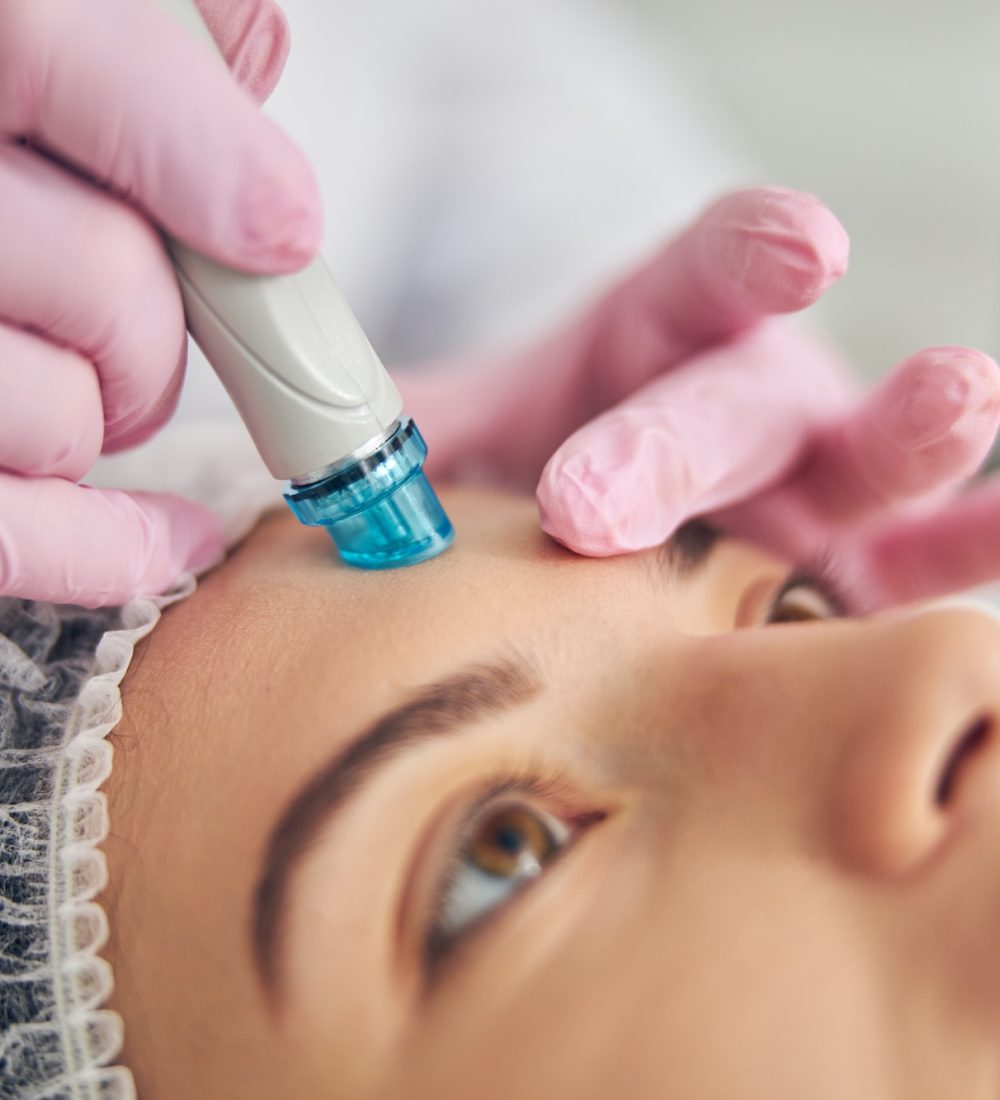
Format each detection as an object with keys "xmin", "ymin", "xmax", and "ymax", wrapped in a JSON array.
[
  {"xmin": 395, "ymin": 787, "xmax": 478, "ymax": 983},
  {"xmin": 422, "ymin": 852, "xmax": 553, "ymax": 979},
  {"xmin": 419, "ymin": 820, "xmax": 606, "ymax": 996}
]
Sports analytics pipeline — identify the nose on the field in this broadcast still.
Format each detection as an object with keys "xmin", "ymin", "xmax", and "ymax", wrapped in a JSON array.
[
  {"xmin": 670, "ymin": 605, "xmax": 1000, "ymax": 878},
  {"xmin": 829, "ymin": 608, "xmax": 1000, "ymax": 876}
]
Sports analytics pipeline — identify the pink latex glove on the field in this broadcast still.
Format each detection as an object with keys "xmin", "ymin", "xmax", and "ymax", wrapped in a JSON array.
[
  {"xmin": 402, "ymin": 187, "xmax": 1000, "ymax": 607},
  {"xmin": 710, "ymin": 339, "xmax": 1000, "ymax": 609},
  {"xmin": 0, "ymin": 0, "xmax": 321, "ymax": 607},
  {"xmin": 402, "ymin": 188, "xmax": 850, "ymax": 496}
]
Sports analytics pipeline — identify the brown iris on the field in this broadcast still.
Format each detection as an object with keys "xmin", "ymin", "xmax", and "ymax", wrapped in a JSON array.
[
  {"xmin": 468, "ymin": 805, "xmax": 557, "ymax": 877},
  {"xmin": 769, "ymin": 584, "xmax": 833, "ymax": 624},
  {"xmin": 771, "ymin": 597, "xmax": 820, "ymax": 623}
]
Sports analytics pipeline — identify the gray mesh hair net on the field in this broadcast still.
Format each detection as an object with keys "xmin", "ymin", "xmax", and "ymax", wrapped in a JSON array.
[
  {"xmin": 0, "ymin": 409, "xmax": 278, "ymax": 1099},
  {"xmin": 0, "ymin": 421, "xmax": 276, "ymax": 1099},
  {"xmin": 0, "ymin": 584, "xmax": 193, "ymax": 1100}
]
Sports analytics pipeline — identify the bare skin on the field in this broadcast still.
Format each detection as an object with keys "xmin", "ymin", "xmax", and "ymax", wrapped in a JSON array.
[{"xmin": 103, "ymin": 486, "xmax": 1000, "ymax": 1099}]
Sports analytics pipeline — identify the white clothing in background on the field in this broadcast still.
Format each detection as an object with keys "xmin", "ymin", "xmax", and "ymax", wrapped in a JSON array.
[{"xmin": 176, "ymin": 0, "xmax": 748, "ymax": 421}]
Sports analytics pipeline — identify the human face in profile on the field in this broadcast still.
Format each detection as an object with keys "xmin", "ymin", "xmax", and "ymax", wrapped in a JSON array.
[{"xmin": 105, "ymin": 486, "xmax": 1000, "ymax": 1099}]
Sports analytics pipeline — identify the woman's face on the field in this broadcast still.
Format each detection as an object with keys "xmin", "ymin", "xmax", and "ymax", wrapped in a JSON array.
[{"xmin": 104, "ymin": 487, "xmax": 1000, "ymax": 1099}]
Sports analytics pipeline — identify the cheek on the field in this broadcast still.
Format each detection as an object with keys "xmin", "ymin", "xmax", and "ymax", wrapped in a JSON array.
[
  {"xmin": 381, "ymin": 832, "xmax": 894, "ymax": 1100},
  {"xmin": 614, "ymin": 845, "xmax": 895, "ymax": 1097}
]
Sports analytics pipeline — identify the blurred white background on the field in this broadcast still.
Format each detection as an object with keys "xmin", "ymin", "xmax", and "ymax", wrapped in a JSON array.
[
  {"xmin": 199, "ymin": 0, "xmax": 999, "ymax": 419},
  {"xmin": 633, "ymin": 0, "xmax": 1000, "ymax": 379}
]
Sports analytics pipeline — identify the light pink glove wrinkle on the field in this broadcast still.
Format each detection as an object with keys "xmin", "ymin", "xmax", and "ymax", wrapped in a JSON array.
[{"xmin": 708, "ymin": 188, "xmax": 849, "ymax": 312}]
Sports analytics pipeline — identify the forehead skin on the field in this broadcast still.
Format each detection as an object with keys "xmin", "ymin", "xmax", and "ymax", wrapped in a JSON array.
[{"xmin": 101, "ymin": 487, "xmax": 1000, "ymax": 1100}]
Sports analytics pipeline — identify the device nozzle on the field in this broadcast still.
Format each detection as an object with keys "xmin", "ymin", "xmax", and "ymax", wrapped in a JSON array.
[{"xmin": 284, "ymin": 419, "xmax": 454, "ymax": 569}]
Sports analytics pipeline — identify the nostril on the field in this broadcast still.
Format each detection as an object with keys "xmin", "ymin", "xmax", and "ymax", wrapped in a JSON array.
[{"xmin": 936, "ymin": 716, "xmax": 993, "ymax": 806}]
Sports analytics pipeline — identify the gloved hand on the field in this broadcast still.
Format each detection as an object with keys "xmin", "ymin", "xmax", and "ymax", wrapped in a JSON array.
[
  {"xmin": 0, "ymin": 0, "xmax": 321, "ymax": 607},
  {"xmin": 710, "ymin": 338, "xmax": 1000, "ymax": 609},
  {"xmin": 402, "ymin": 187, "xmax": 850, "ymax": 498},
  {"xmin": 402, "ymin": 187, "xmax": 1000, "ymax": 606}
]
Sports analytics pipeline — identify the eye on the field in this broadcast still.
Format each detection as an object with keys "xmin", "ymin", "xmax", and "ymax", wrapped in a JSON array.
[
  {"xmin": 765, "ymin": 561, "xmax": 850, "ymax": 625},
  {"xmin": 424, "ymin": 790, "xmax": 589, "ymax": 970}
]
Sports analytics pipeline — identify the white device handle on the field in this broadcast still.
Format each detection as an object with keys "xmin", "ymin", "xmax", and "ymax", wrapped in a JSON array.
[{"xmin": 150, "ymin": 0, "xmax": 403, "ymax": 481}]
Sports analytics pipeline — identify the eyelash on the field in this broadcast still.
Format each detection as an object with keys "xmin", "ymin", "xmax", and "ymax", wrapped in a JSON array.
[
  {"xmin": 422, "ymin": 769, "xmax": 604, "ymax": 980},
  {"xmin": 765, "ymin": 551, "xmax": 856, "ymax": 624}
]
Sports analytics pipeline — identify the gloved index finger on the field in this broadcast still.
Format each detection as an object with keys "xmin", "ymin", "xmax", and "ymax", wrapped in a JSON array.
[
  {"xmin": 0, "ymin": 0, "xmax": 321, "ymax": 273},
  {"xmin": 537, "ymin": 322, "xmax": 854, "ymax": 556}
]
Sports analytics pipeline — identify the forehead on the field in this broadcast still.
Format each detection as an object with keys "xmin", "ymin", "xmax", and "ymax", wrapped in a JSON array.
[
  {"xmin": 216, "ymin": 489, "xmax": 645, "ymax": 667},
  {"xmin": 186, "ymin": 487, "xmax": 786, "ymax": 712},
  {"xmin": 107, "ymin": 489, "xmax": 820, "ymax": 1098}
]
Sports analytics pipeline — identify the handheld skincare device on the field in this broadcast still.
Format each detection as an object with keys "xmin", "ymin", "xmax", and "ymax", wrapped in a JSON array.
[{"xmin": 152, "ymin": 0, "xmax": 454, "ymax": 569}]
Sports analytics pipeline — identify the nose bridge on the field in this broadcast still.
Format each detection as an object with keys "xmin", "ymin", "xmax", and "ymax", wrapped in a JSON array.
[{"xmin": 661, "ymin": 607, "xmax": 1000, "ymax": 878}]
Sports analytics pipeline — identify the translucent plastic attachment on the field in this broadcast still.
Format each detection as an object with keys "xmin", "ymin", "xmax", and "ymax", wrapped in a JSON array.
[{"xmin": 284, "ymin": 419, "xmax": 455, "ymax": 569}]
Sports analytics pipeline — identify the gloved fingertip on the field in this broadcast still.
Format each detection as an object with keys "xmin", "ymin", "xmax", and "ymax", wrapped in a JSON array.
[
  {"xmin": 536, "ymin": 451, "xmax": 615, "ymax": 555},
  {"xmin": 537, "ymin": 449, "xmax": 678, "ymax": 557},
  {"xmin": 878, "ymin": 347, "xmax": 1000, "ymax": 451},
  {"xmin": 235, "ymin": 141, "xmax": 323, "ymax": 271},
  {"xmin": 709, "ymin": 188, "xmax": 849, "ymax": 314}
]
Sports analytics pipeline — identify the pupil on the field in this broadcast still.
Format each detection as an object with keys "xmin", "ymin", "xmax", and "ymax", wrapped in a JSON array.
[{"xmin": 493, "ymin": 825, "xmax": 524, "ymax": 855}]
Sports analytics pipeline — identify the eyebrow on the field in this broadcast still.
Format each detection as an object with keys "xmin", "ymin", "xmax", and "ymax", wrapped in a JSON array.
[
  {"xmin": 662, "ymin": 518, "xmax": 720, "ymax": 578},
  {"xmin": 252, "ymin": 519, "xmax": 721, "ymax": 994},
  {"xmin": 253, "ymin": 658, "xmax": 540, "ymax": 991}
]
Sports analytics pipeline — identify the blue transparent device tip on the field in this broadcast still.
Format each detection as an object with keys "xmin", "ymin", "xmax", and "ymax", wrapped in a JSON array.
[{"xmin": 283, "ymin": 418, "xmax": 454, "ymax": 569}]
